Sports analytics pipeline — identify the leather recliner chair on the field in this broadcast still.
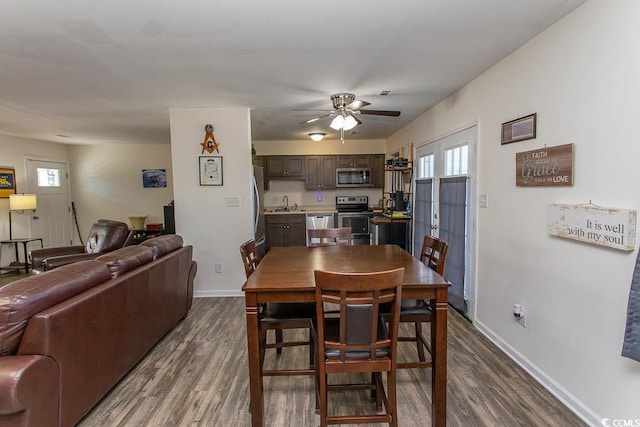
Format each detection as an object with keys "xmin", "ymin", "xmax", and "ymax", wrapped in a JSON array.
[{"xmin": 30, "ymin": 219, "xmax": 134, "ymax": 273}]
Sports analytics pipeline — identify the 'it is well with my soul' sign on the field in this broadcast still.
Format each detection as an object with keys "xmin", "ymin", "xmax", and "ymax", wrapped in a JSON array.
[{"xmin": 547, "ymin": 204, "xmax": 637, "ymax": 251}]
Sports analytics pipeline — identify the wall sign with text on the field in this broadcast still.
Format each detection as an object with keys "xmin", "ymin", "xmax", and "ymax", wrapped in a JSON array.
[
  {"xmin": 501, "ymin": 113, "xmax": 536, "ymax": 145},
  {"xmin": 516, "ymin": 143, "xmax": 573, "ymax": 187},
  {"xmin": 548, "ymin": 204, "xmax": 637, "ymax": 251}
]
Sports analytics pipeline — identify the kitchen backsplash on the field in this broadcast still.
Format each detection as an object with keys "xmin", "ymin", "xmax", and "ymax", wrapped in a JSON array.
[{"xmin": 265, "ymin": 180, "xmax": 384, "ymax": 209}]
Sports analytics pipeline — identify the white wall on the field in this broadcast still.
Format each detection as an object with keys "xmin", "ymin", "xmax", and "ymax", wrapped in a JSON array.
[
  {"xmin": 170, "ymin": 107, "xmax": 253, "ymax": 297},
  {"xmin": 0, "ymin": 135, "xmax": 70, "ymax": 259},
  {"xmin": 253, "ymin": 138, "xmax": 386, "ymax": 155},
  {"xmin": 68, "ymin": 144, "xmax": 174, "ymax": 242},
  {"xmin": 387, "ymin": 0, "xmax": 640, "ymax": 423}
]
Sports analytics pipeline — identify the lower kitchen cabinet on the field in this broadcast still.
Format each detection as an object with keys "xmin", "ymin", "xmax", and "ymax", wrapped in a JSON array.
[
  {"xmin": 265, "ymin": 214, "xmax": 306, "ymax": 251},
  {"xmin": 373, "ymin": 219, "xmax": 411, "ymax": 252}
]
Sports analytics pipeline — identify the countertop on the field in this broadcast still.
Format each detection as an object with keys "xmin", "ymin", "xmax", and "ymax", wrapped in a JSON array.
[
  {"xmin": 370, "ymin": 215, "xmax": 412, "ymax": 224},
  {"xmin": 264, "ymin": 206, "xmax": 385, "ymax": 215},
  {"xmin": 264, "ymin": 205, "xmax": 337, "ymax": 215}
]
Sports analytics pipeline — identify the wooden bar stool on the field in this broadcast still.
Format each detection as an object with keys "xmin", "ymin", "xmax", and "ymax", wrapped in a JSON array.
[
  {"xmin": 313, "ymin": 267, "xmax": 404, "ymax": 426},
  {"xmin": 240, "ymin": 239, "xmax": 316, "ymax": 376},
  {"xmin": 307, "ymin": 227, "xmax": 352, "ymax": 247},
  {"xmin": 395, "ymin": 235, "xmax": 448, "ymax": 369}
]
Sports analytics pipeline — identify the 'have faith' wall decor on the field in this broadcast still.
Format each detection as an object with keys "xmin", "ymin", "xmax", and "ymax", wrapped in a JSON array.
[{"xmin": 516, "ymin": 143, "xmax": 573, "ymax": 187}]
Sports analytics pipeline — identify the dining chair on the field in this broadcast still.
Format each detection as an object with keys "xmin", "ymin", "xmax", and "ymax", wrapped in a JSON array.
[
  {"xmin": 307, "ymin": 227, "xmax": 352, "ymax": 247},
  {"xmin": 239, "ymin": 239, "xmax": 316, "ymax": 376},
  {"xmin": 395, "ymin": 234, "xmax": 449, "ymax": 369},
  {"xmin": 313, "ymin": 267, "xmax": 404, "ymax": 427}
]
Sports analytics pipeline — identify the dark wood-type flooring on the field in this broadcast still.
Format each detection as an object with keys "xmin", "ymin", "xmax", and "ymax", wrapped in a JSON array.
[{"xmin": 68, "ymin": 297, "xmax": 585, "ymax": 427}]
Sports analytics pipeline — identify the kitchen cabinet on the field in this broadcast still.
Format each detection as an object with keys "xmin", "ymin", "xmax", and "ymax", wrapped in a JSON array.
[
  {"xmin": 336, "ymin": 155, "xmax": 370, "ymax": 168},
  {"xmin": 265, "ymin": 214, "xmax": 306, "ymax": 250},
  {"xmin": 305, "ymin": 156, "xmax": 336, "ymax": 190},
  {"xmin": 266, "ymin": 156, "xmax": 305, "ymax": 179},
  {"xmin": 252, "ymin": 155, "xmax": 264, "ymax": 168},
  {"xmin": 369, "ymin": 154, "xmax": 385, "ymax": 188}
]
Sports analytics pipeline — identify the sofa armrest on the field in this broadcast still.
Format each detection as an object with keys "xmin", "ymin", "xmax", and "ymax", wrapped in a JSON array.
[
  {"xmin": 43, "ymin": 253, "xmax": 103, "ymax": 271},
  {"xmin": 30, "ymin": 246, "xmax": 84, "ymax": 270},
  {"xmin": 0, "ymin": 355, "xmax": 58, "ymax": 426},
  {"xmin": 44, "ymin": 252, "xmax": 102, "ymax": 271}
]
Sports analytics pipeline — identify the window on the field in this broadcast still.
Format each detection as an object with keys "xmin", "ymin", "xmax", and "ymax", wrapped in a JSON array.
[
  {"xmin": 36, "ymin": 168, "xmax": 61, "ymax": 187},
  {"xmin": 417, "ymin": 154, "xmax": 434, "ymax": 179},
  {"xmin": 444, "ymin": 144, "xmax": 468, "ymax": 176}
]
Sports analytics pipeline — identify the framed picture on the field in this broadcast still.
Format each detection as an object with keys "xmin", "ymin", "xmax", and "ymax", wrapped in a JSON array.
[
  {"xmin": 501, "ymin": 113, "xmax": 537, "ymax": 145},
  {"xmin": 141, "ymin": 169, "xmax": 167, "ymax": 188},
  {"xmin": 199, "ymin": 156, "xmax": 223, "ymax": 186},
  {"xmin": 0, "ymin": 167, "xmax": 17, "ymax": 198}
]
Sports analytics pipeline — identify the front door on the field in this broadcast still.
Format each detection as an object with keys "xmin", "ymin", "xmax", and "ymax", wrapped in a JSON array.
[
  {"xmin": 412, "ymin": 126, "xmax": 476, "ymax": 319},
  {"xmin": 26, "ymin": 158, "xmax": 73, "ymax": 248}
]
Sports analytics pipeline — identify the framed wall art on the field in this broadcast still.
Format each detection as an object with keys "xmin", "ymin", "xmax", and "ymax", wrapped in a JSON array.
[
  {"xmin": 501, "ymin": 113, "xmax": 537, "ymax": 145},
  {"xmin": 0, "ymin": 167, "xmax": 17, "ymax": 198},
  {"xmin": 141, "ymin": 169, "xmax": 167, "ymax": 188},
  {"xmin": 199, "ymin": 156, "xmax": 223, "ymax": 186}
]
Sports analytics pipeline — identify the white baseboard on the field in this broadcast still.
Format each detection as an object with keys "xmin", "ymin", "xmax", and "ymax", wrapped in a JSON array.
[
  {"xmin": 474, "ymin": 320, "xmax": 601, "ymax": 427},
  {"xmin": 194, "ymin": 290, "xmax": 244, "ymax": 298}
]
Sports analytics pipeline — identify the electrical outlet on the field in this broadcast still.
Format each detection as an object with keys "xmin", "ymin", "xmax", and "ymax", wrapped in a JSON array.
[
  {"xmin": 215, "ymin": 263, "xmax": 223, "ymax": 273},
  {"xmin": 518, "ymin": 308, "xmax": 527, "ymax": 328}
]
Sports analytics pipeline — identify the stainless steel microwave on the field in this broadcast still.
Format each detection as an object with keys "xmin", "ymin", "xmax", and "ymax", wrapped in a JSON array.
[{"xmin": 336, "ymin": 168, "xmax": 372, "ymax": 187}]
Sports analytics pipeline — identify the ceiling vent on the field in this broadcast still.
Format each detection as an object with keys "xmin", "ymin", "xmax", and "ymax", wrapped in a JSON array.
[{"xmin": 378, "ymin": 90, "xmax": 392, "ymax": 96}]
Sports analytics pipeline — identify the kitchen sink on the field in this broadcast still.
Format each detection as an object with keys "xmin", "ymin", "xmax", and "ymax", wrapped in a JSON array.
[{"xmin": 269, "ymin": 207, "xmax": 304, "ymax": 212}]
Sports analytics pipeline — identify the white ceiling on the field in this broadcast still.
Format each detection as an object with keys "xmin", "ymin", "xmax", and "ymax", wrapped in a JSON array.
[{"xmin": 0, "ymin": 0, "xmax": 586, "ymax": 145}]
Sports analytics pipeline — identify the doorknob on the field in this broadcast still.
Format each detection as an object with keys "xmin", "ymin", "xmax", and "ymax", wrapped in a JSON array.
[
  {"xmin": 430, "ymin": 224, "xmax": 438, "ymax": 230},
  {"xmin": 32, "ymin": 215, "xmax": 39, "ymax": 220}
]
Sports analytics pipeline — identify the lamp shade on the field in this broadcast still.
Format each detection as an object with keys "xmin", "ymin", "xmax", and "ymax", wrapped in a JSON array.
[
  {"xmin": 9, "ymin": 194, "xmax": 37, "ymax": 211},
  {"xmin": 308, "ymin": 133, "xmax": 326, "ymax": 142},
  {"xmin": 342, "ymin": 114, "xmax": 358, "ymax": 131},
  {"xmin": 329, "ymin": 115, "xmax": 345, "ymax": 130}
]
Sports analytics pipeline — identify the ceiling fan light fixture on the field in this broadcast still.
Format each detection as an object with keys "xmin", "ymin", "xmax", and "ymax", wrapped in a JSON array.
[
  {"xmin": 308, "ymin": 132, "xmax": 326, "ymax": 142},
  {"xmin": 342, "ymin": 114, "xmax": 358, "ymax": 131},
  {"xmin": 330, "ymin": 115, "xmax": 345, "ymax": 130}
]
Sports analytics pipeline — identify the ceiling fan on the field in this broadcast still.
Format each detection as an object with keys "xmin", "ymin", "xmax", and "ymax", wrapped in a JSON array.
[{"xmin": 299, "ymin": 93, "xmax": 401, "ymax": 133}]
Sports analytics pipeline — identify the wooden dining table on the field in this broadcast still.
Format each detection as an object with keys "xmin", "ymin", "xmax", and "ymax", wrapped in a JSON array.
[{"xmin": 242, "ymin": 244, "xmax": 450, "ymax": 427}]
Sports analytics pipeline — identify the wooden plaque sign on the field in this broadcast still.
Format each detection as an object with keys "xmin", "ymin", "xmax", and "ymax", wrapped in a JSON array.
[
  {"xmin": 516, "ymin": 143, "xmax": 573, "ymax": 187},
  {"xmin": 548, "ymin": 204, "xmax": 637, "ymax": 251}
]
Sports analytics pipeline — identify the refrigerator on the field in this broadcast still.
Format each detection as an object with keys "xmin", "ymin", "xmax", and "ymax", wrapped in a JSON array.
[{"xmin": 252, "ymin": 165, "xmax": 266, "ymax": 258}]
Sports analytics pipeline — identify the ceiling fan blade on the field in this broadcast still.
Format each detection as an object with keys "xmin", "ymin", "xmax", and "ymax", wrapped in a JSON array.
[
  {"xmin": 359, "ymin": 109, "xmax": 401, "ymax": 117},
  {"xmin": 291, "ymin": 109, "xmax": 333, "ymax": 112},
  {"xmin": 345, "ymin": 99, "xmax": 371, "ymax": 111},
  {"xmin": 299, "ymin": 113, "xmax": 333, "ymax": 125}
]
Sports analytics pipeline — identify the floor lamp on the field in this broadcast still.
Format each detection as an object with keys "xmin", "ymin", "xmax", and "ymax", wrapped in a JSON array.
[{"xmin": 8, "ymin": 194, "xmax": 37, "ymax": 240}]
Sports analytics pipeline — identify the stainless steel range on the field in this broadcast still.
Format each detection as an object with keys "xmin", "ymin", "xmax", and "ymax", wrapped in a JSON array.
[{"xmin": 336, "ymin": 196, "xmax": 372, "ymax": 246}]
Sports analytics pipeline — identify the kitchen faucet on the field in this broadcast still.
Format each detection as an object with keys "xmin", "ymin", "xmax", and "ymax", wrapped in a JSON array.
[{"xmin": 283, "ymin": 195, "xmax": 289, "ymax": 210}]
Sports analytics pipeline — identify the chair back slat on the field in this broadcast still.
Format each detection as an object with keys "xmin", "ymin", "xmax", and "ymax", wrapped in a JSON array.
[
  {"xmin": 419, "ymin": 235, "xmax": 449, "ymax": 275},
  {"xmin": 240, "ymin": 239, "xmax": 260, "ymax": 279},
  {"xmin": 308, "ymin": 227, "xmax": 352, "ymax": 247}
]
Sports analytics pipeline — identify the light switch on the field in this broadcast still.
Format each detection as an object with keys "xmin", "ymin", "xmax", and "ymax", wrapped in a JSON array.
[
  {"xmin": 479, "ymin": 194, "xmax": 488, "ymax": 208},
  {"xmin": 226, "ymin": 196, "xmax": 241, "ymax": 207}
]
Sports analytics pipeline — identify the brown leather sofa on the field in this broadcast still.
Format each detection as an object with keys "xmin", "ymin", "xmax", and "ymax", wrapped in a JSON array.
[
  {"xmin": 0, "ymin": 235, "xmax": 197, "ymax": 427},
  {"xmin": 30, "ymin": 219, "xmax": 134, "ymax": 274}
]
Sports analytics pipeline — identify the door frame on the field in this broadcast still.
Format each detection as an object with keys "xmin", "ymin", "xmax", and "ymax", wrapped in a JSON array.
[
  {"xmin": 412, "ymin": 123, "xmax": 478, "ymax": 321},
  {"xmin": 24, "ymin": 155, "xmax": 74, "ymax": 247}
]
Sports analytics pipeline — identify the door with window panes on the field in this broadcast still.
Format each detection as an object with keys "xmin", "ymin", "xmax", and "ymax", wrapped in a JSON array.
[
  {"xmin": 413, "ymin": 126, "xmax": 476, "ymax": 318},
  {"xmin": 26, "ymin": 159, "xmax": 73, "ymax": 248}
]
